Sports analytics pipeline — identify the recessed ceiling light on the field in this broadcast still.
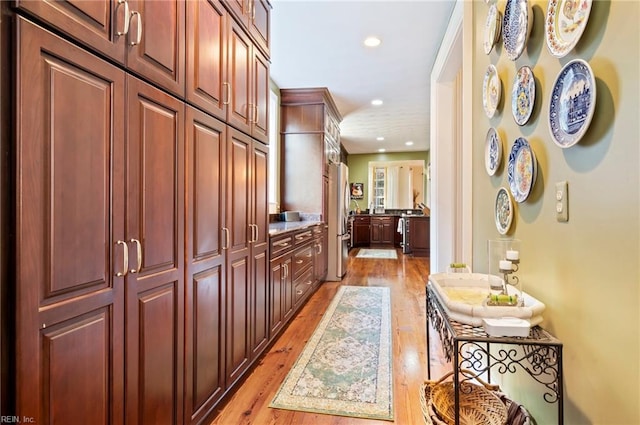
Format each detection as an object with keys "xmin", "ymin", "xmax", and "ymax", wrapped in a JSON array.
[
  {"xmin": 378, "ymin": 148, "xmax": 386, "ymax": 153},
  {"xmin": 376, "ymin": 136, "xmax": 385, "ymax": 141},
  {"xmin": 405, "ymin": 141, "xmax": 414, "ymax": 146},
  {"xmin": 364, "ymin": 36, "xmax": 381, "ymax": 47},
  {"xmin": 371, "ymin": 99, "xmax": 383, "ymax": 106}
]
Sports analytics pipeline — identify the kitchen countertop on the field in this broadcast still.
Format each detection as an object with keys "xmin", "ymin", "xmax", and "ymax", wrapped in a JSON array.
[{"xmin": 268, "ymin": 220, "xmax": 324, "ymax": 236}]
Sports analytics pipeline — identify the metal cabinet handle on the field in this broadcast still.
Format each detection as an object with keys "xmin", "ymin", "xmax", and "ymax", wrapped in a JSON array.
[
  {"xmin": 316, "ymin": 244, "xmax": 322, "ymax": 254},
  {"xmin": 222, "ymin": 227, "xmax": 230, "ymax": 250},
  {"xmin": 130, "ymin": 238, "xmax": 142, "ymax": 273},
  {"xmin": 274, "ymin": 241, "xmax": 290, "ymax": 248},
  {"xmin": 116, "ymin": 0, "xmax": 131, "ymax": 36},
  {"xmin": 116, "ymin": 240, "xmax": 129, "ymax": 277},
  {"xmin": 252, "ymin": 104, "xmax": 259, "ymax": 124},
  {"xmin": 296, "ymin": 289, "xmax": 303, "ymax": 295},
  {"xmin": 223, "ymin": 82, "xmax": 231, "ymax": 105},
  {"xmin": 296, "ymin": 259, "xmax": 303, "ymax": 264},
  {"xmin": 283, "ymin": 263, "xmax": 288, "ymax": 278},
  {"xmin": 129, "ymin": 10, "xmax": 142, "ymax": 46}
]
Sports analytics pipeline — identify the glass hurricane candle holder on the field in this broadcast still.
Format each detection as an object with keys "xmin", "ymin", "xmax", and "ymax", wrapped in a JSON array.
[{"xmin": 487, "ymin": 238, "xmax": 523, "ymax": 306}]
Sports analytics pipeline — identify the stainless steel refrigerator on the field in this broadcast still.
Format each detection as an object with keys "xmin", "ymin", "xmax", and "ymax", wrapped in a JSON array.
[{"xmin": 327, "ymin": 162, "xmax": 350, "ymax": 281}]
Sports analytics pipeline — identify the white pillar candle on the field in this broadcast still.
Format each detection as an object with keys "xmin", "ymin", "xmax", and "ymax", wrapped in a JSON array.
[
  {"xmin": 506, "ymin": 250, "xmax": 519, "ymax": 260},
  {"xmin": 499, "ymin": 260, "xmax": 513, "ymax": 270}
]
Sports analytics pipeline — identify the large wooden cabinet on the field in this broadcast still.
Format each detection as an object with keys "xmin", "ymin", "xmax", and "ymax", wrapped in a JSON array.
[
  {"xmin": 280, "ymin": 88, "xmax": 342, "ymax": 219},
  {"xmin": 16, "ymin": 0, "xmax": 186, "ymax": 97},
  {"xmin": 16, "ymin": 18, "xmax": 186, "ymax": 424},
  {"xmin": 9, "ymin": 1, "xmax": 272, "ymax": 424}
]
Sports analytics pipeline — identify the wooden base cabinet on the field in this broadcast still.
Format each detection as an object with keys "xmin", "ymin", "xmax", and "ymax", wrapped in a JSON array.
[
  {"xmin": 370, "ymin": 216, "xmax": 394, "ymax": 247},
  {"xmin": 16, "ymin": 19, "xmax": 185, "ymax": 424}
]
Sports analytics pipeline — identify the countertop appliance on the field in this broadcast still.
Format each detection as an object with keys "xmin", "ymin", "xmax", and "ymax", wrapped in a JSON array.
[{"xmin": 327, "ymin": 163, "xmax": 350, "ymax": 281}]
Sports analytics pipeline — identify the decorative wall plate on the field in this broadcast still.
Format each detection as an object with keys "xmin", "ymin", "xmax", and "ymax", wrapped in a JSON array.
[
  {"xmin": 483, "ymin": 64, "xmax": 501, "ymax": 118},
  {"xmin": 507, "ymin": 137, "xmax": 537, "ymax": 203},
  {"xmin": 548, "ymin": 59, "xmax": 596, "ymax": 148},
  {"xmin": 545, "ymin": 0, "xmax": 592, "ymax": 58},
  {"xmin": 511, "ymin": 65, "xmax": 535, "ymax": 125},
  {"xmin": 485, "ymin": 127, "xmax": 502, "ymax": 176},
  {"xmin": 495, "ymin": 187, "xmax": 513, "ymax": 235},
  {"xmin": 503, "ymin": 0, "xmax": 534, "ymax": 60},
  {"xmin": 483, "ymin": 4, "xmax": 502, "ymax": 54}
]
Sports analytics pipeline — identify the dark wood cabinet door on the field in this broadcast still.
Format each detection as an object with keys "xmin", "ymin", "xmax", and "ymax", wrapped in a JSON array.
[
  {"xmin": 125, "ymin": 75, "xmax": 185, "ymax": 425},
  {"xmin": 269, "ymin": 255, "xmax": 291, "ymax": 337},
  {"xmin": 409, "ymin": 217, "xmax": 430, "ymax": 256},
  {"xmin": 227, "ymin": 18, "xmax": 252, "ymax": 135},
  {"xmin": 249, "ymin": 0, "xmax": 271, "ymax": 57},
  {"xmin": 186, "ymin": 0, "xmax": 228, "ymax": 121},
  {"xmin": 184, "ymin": 107, "xmax": 227, "ymax": 424},
  {"xmin": 250, "ymin": 142, "xmax": 269, "ymax": 357},
  {"xmin": 251, "ymin": 47, "xmax": 270, "ymax": 143},
  {"xmin": 225, "ymin": 128, "xmax": 252, "ymax": 386},
  {"xmin": 16, "ymin": 18, "xmax": 125, "ymax": 424},
  {"xmin": 16, "ymin": 0, "xmax": 127, "ymax": 63},
  {"xmin": 126, "ymin": 0, "xmax": 186, "ymax": 97},
  {"xmin": 353, "ymin": 222, "xmax": 371, "ymax": 247}
]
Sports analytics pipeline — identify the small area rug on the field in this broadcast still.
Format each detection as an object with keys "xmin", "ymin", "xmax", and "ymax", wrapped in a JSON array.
[
  {"xmin": 356, "ymin": 248, "xmax": 398, "ymax": 259},
  {"xmin": 269, "ymin": 285, "xmax": 393, "ymax": 421}
]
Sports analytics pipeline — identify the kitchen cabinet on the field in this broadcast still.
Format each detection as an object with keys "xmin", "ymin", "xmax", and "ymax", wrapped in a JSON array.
[
  {"xmin": 16, "ymin": 19, "xmax": 185, "ymax": 424},
  {"xmin": 408, "ymin": 216, "xmax": 430, "ymax": 257},
  {"xmin": 9, "ymin": 1, "xmax": 271, "ymax": 423},
  {"xmin": 224, "ymin": 128, "xmax": 269, "ymax": 387},
  {"xmin": 352, "ymin": 215, "xmax": 371, "ymax": 247},
  {"xmin": 186, "ymin": 0, "xmax": 229, "ymax": 121},
  {"xmin": 269, "ymin": 233, "xmax": 294, "ymax": 338},
  {"xmin": 17, "ymin": 0, "xmax": 186, "ymax": 97},
  {"xmin": 312, "ymin": 224, "xmax": 328, "ymax": 286},
  {"xmin": 224, "ymin": 0, "xmax": 271, "ymax": 58},
  {"xmin": 187, "ymin": 0, "xmax": 269, "ymax": 143},
  {"xmin": 370, "ymin": 216, "xmax": 394, "ymax": 246},
  {"xmin": 227, "ymin": 17, "xmax": 270, "ymax": 144},
  {"xmin": 184, "ymin": 107, "xmax": 227, "ymax": 423},
  {"xmin": 280, "ymin": 88, "xmax": 342, "ymax": 219}
]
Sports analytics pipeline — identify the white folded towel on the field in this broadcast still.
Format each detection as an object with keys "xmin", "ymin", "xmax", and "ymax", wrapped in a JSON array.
[{"xmin": 397, "ymin": 217, "xmax": 404, "ymax": 233}]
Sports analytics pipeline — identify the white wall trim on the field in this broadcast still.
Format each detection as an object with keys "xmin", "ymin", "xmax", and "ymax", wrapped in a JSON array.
[{"xmin": 430, "ymin": 0, "xmax": 472, "ymax": 272}]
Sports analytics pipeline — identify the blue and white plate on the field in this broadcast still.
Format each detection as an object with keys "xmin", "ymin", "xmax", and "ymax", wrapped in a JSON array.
[
  {"xmin": 503, "ymin": 0, "xmax": 534, "ymax": 61},
  {"xmin": 485, "ymin": 127, "xmax": 502, "ymax": 176},
  {"xmin": 511, "ymin": 66, "xmax": 535, "ymax": 125},
  {"xmin": 548, "ymin": 59, "xmax": 596, "ymax": 148},
  {"xmin": 495, "ymin": 187, "xmax": 513, "ymax": 235},
  {"xmin": 507, "ymin": 137, "xmax": 537, "ymax": 203}
]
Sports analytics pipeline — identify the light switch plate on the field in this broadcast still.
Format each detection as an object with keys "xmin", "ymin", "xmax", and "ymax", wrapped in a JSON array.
[{"xmin": 555, "ymin": 181, "xmax": 568, "ymax": 222}]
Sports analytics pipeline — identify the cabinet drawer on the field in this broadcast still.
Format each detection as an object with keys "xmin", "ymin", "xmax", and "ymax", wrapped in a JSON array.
[
  {"xmin": 312, "ymin": 224, "xmax": 325, "ymax": 236},
  {"xmin": 294, "ymin": 268, "xmax": 314, "ymax": 304},
  {"xmin": 294, "ymin": 229, "xmax": 313, "ymax": 246},
  {"xmin": 293, "ymin": 244, "xmax": 313, "ymax": 277},
  {"xmin": 270, "ymin": 234, "xmax": 294, "ymax": 258},
  {"xmin": 354, "ymin": 216, "xmax": 370, "ymax": 224},
  {"xmin": 371, "ymin": 216, "xmax": 392, "ymax": 223}
]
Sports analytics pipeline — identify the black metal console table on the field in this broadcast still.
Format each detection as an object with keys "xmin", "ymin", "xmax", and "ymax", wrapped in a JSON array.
[{"xmin": 426, "ymin": 282, "xmax": 564, "ymax": 425}]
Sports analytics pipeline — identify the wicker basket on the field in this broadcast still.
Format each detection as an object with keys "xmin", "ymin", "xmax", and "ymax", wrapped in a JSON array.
[{"xmin": 419, "ymin": 370, "xmax": 531, "ymax": 425}]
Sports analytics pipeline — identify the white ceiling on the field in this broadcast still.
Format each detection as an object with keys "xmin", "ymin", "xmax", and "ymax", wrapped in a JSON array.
[{"xmin": 269, "ymin": 0, "xmax": 457, "ymax": 154}]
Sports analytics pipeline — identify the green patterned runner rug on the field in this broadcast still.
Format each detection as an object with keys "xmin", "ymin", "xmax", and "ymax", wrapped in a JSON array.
[{"xmin": 269, "ymin": 285, "xmax": 393, "ymax": 421}]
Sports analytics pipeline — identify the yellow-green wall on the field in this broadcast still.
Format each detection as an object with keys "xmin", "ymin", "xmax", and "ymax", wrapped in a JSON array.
[
  {"xmin": 467, "ymin": 1, "xmax": 639, "ymax": 423},
  {"xmin": 346, "ymin": 151, "xmax": 429, "ymax": 210}
]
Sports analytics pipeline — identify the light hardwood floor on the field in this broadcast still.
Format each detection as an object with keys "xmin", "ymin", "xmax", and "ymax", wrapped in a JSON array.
[{"xmin": 209, "ymin": 248, "xmax": 449, "ymax": 425}]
